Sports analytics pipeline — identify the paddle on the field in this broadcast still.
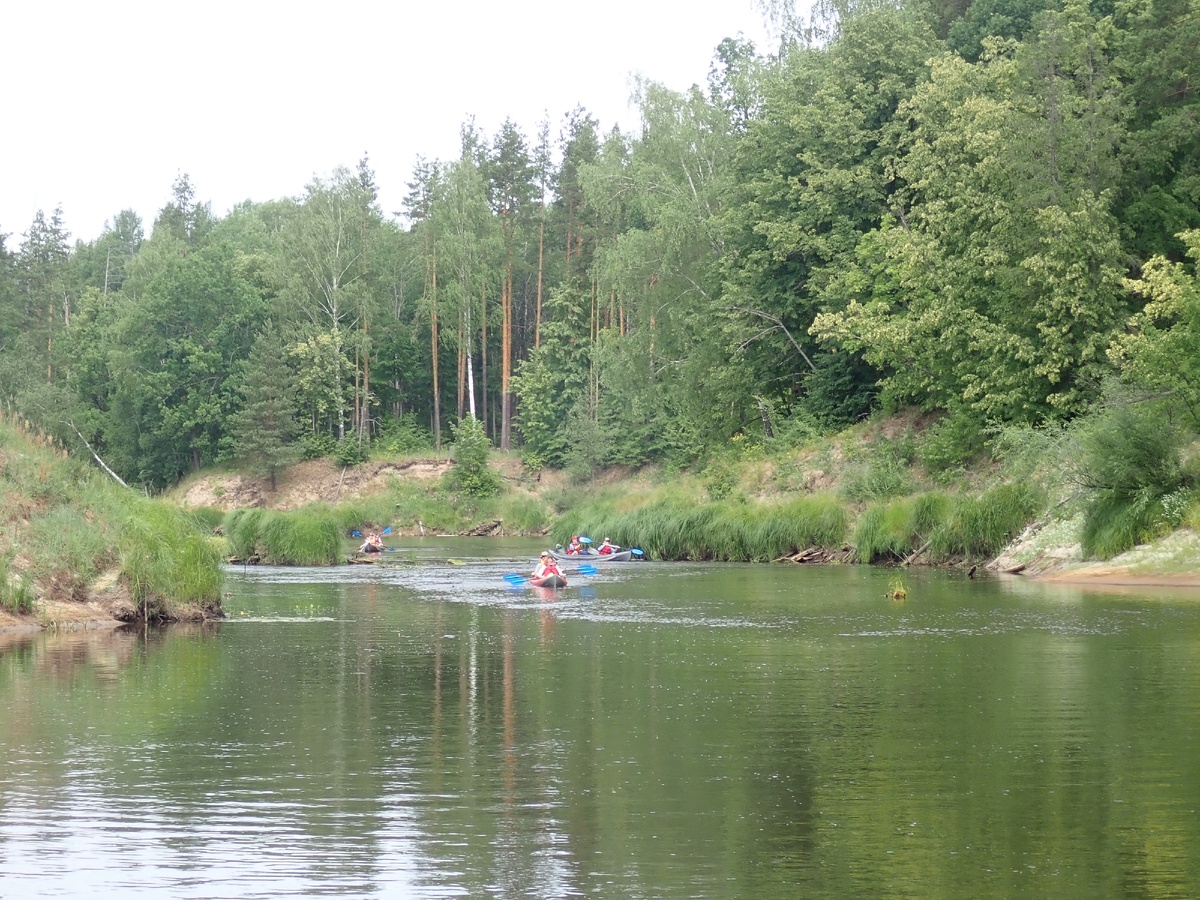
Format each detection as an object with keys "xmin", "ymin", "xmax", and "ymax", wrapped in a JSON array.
[
  {"xmin": 351, "ymin": 525, "xmax": 393, "ymax": 538},
  {"xmin": 631, "ymin": 548, "xmax": 644, "ymax": 557},
  {"xmin": 579, "ymin": 536, "xmax": 593, "ymax": 544}
]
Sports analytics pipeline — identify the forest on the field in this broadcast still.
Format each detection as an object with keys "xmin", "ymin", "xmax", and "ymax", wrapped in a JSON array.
[{"xmin": 1, "ymin": 0, "xmax": 1197, "ymax": 517}]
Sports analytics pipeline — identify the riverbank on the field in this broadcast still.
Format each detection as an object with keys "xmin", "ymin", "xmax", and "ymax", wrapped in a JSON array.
[{"xmin": 8, "ymin": 412, "xmax": 1200, "ymax": 637}]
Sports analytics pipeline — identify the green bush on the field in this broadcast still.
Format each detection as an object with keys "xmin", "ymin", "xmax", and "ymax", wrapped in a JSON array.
[
  {"xmin": 333, "ymin": 438, "xmax": 370, "ymax": 467},
  {"xmin": 373, "ymin": 413, "xmax": 433, "ymax": 456},
  {"xmin": 1081, "ymin": 490, "xmax": 1167, "ymax": 559},
  {"xmin": 444, "ymin": 417, "xmax": 501, "ymax": 497},
  {"xmin": 918, "ymin": 410, "xmax": 987, "ymax": 479},
  {"xmin": 119, "ymin": 499, "xmax": 224, "ymax": 615},
  {"xmin": 300, "ymin": 432, "xmax": 338, "ymax": 460},
  {"xmin": 1073, "ymin": 405, "xmax": 1192, "ymax": 559}
]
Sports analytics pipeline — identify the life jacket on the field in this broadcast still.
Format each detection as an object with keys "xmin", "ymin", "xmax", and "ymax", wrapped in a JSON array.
[{"xmin": 598, "ymin": 543, "xmax": 613, "ymax": 555}]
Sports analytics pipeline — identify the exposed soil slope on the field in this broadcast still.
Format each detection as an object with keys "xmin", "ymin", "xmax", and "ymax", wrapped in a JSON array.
[{"xmin": 174, "ymin": 458, "xmax": 451, "ymax": 511}]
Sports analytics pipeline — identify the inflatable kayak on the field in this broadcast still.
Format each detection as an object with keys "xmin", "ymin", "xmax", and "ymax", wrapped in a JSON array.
[
  {"xmin": 529, "ymin": 572, "xmax": 567, "ymax": 588},
  {"xmin": 552, "ymin": 549, "xmax": 632, "ymax": 563}
]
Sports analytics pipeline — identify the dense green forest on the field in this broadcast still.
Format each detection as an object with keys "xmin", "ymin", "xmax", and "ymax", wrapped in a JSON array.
[{"xmin": 1, "ymin": 0, "xmax": 1197, "ymax": 503}]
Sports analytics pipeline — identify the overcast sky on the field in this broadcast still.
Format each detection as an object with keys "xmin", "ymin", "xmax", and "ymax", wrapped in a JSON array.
[{"xmin": 1, "ymin": 0, "xmax": 776, "ymax": 245}]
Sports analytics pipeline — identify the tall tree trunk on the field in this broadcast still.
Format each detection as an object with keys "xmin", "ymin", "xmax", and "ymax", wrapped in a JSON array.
[
  {"xmin": 456, "ymin": 317, "xmax": 465, "ymax": 420},
  {"xmin": 536, "ymin": 205, "xmax": 545, "ymax": 348},
  {"xmin": 431, "ymin": 266, "xmax": 441, "ymax": 451},
  {"xmin": 480, "ymin": 284, "xmax": 489, "ymax": 435},
  {"xmin": 501, "ymin": 263, "xmax": 513, "ymax": 450}
]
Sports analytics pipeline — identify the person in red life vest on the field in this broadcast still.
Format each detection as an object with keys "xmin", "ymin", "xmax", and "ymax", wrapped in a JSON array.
[
  {"xmin": 566, "ymin": 536, "xmax": 584, "ymax": 555},
  {"xmin": 532, "ymin": 551, "xmax": 562, "ymax": 578},
  {"xmin": 598, "ymin": 537, "xmax": 618, "ymax": 555}
]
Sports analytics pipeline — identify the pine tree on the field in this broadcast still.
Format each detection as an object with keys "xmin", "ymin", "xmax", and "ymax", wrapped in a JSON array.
[{"xmin": 232, "ymin": 331, "xmax": 300, "ymax": 490}]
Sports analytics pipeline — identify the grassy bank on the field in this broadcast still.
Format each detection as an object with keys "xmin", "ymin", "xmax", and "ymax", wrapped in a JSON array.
[{"xmin": 0, "ymin": 418, "xmax": 224, "ymax": 622}]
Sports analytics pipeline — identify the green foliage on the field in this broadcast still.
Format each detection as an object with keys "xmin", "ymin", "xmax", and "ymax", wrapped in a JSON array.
[
  {"xmin": 928, "ymin": 483, "xmax": 1045, "ymax": 560},
  {"xmin": 0, "ymin": 553, "xmax": 35, "ymax": 614},
  {"xmin": 0, "ymin": 419, "xmax": 224, "ymax": 618},
  {"xmin": 223, "ymin": 507, "xmax": 340, "ymax": 565},
  {"xmin": 704, "ymin": 459, "xmax": 741, "ymax": 501},
  {"xmin": 118, "ymin": 499, "xmax": 225, "ymax": 614},
  {"xmin": 1072, "ymin": 403, "xmax": 1192, "ymax": 558},
  {"xmin": 853, "ymin": 492, "xmax": 952, "ymax": 563},
  {"xmin": 231, "ymin": 330, "xmax": 300, "ymax": 489},
  {"xmin": 839, "ymin": 435, "xmax": 917, "ymax": 503},
  {"xmin": 1073, "ymin": 404, "xmax": 1184, "ymax": 497},
  {"xmin": 1110, "ymin": 231, "xmax": 1200, "ymax": 429},
  {"xmin": 917, "ymin": 410, "xmax": 988, "ymax": 480},
  {"xmin": 1080, "ymin": 490, "xmax": 1169, "ymax": 560},
  {"xmin": 373, "ymin": 414, "xmax": 433, "ymax": 456},
  {"xmin": 559, "ymin": 492, "xmax": 848, "ymax": 561},
  {"xmin": 333, "ymin": 438, "xmax": 370, "ymax": 467},
  {"xmin": 300, "ymin": 431, "xmax": 339, "ymax": 460},
  {"xmin": 444, "ymin": 416, "xmax": 501, "ymax": 497}
]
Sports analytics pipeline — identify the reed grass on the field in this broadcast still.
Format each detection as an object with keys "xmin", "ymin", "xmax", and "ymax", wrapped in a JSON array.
[
  {"xmin": 223, "ymin": 507, "xmax": 341, "ymax": 565},
  {"xmin": 559, "ymin": 492, "xmax": 848, "ymax": 561},
  {"xmin": 117, "ymin": 498, "xmax": 224, "ymax": 615},
  {"xmin": 853, "ymin": 492, "xmax": 953, "ymax": 563},
  {"xmin": 929, "ymin": 482, "xmax": 1043, "ymax": 560}
]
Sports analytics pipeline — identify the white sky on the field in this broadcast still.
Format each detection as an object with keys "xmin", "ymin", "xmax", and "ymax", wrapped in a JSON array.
[{"xmin": 1, "ymin": 0, "xmax": 777, "ymax": 245}]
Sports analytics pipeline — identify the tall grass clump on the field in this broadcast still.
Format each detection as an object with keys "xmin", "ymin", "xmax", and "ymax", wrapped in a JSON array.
[
  {"xmin": 390, "ymin": 484, "xmax": 466, "ymax": 534},
  {"xmin": 0, "ymin": 552, "xmax": 35, "ymax": 614},
  {"xmin": 1081, "ymin": 490, "xmax": 1170, "ymax": 559},
  {"xmin": 752, "ymin": 496, "xmax": 848, "ymax": 559},
  {"xmin": 118, "ymin": 498, "xmax": 224, "ymax": 616},
  {"xmin": 560, "ymin": 492, "xmax": 847, "ymax": 561},
  {"xmin": 223, "ymin": 508, "xmax": 340, "ymax": 565},
  {"xmin": 1071, "ymin": 405, "xmax": 1193, "ymax": 558},
  {"xmin": 27, "ymin": 504, "xmax": 116, "ymax": 579},
  {"xmin": 854, "ymin": 492, "xmax": 952, "ymax": 563},
  {"xmin": 929, "ymin": 482, "xmax": 1043, "ymax": 560},
  {"xmin": 225, "ymin": 508, "xmax": 269, "ymax": 560},
  {"xmin": 854, "ymin": 503, "xmax": 912, "ymax": 563},
  {"xmin": 186, "ymin": 506, "xmax": 226, "ymax": 533}
]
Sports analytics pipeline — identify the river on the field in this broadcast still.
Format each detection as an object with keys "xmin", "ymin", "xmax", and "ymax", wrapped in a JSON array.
[{"xmin": 2, "ymin": 537, "xmax": 1198, "ymax": 898}]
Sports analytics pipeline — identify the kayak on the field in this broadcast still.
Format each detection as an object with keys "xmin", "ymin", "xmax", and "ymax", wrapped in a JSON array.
[
  {"xmin": 530, "ymin": 572, "xmax": 567, "ymax": 588},
  {"xmin": 552, "ymin": 549, "xmax": 632, "ymax": 563}
]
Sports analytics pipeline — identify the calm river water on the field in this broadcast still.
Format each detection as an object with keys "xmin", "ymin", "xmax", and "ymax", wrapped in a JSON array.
[{"xmin": 2, "ymin": 537, "xmax": 1199, "ymax": 899}]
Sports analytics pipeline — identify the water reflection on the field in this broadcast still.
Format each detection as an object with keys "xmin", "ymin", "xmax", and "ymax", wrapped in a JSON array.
[{"xmin": 2, "ymin": 552, "xmax": 1200, "ymax": 898}]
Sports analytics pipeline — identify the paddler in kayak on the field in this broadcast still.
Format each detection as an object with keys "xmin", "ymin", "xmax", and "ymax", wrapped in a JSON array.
[{"xmin": 532, "ymin": 551, "xmax": 562, "ymax": 579}]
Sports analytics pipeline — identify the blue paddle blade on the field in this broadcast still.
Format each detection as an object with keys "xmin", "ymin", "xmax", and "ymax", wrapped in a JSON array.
[
  {"xmin": 503, "ymin": 574, "xmax": 528, "ymax": 584},
  {"xmin": 382, "ymin": 526, "xmax": 392, "ymax": 535},
  {"xmin": 576, "ymin": 564, "xmax": 598, "ymax": 575},
  {"xmin": 579, "ymin": 536, "xmax": 593, "ymax": 544},
  {"xmin": 351, "ymin": 530, "xmax": 362, "ymax": 538},
  {"xmin": 631, "ymin": 548, "xmax": 644, "ymax": 556}
]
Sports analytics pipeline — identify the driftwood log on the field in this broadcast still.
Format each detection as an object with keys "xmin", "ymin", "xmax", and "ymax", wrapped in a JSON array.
[
  {"xmin": 461, "ymin": 520, "xmax": 502, "ymax": 536},
  {"xmin": 779, "ymin": 545, "xmax": 856, "ymax": 564}
]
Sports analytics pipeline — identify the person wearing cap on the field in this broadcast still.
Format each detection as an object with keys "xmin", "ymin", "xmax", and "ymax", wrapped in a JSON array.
[
  {"xmin": 566, "ymin": 536, "xmax": 584, "ymax": 555},
  {"xmin": 598, "ymin": 537, "xmax": 618, "ymax": 556},
  {"xmin": 532, "ymin": 551, "xmax": 561, "ymax": 578}
]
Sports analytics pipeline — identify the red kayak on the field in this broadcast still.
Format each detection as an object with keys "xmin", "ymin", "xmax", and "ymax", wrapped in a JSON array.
[{"xmin": 529, "ymin": 572, "xmax": 567, "ymax": 588}]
